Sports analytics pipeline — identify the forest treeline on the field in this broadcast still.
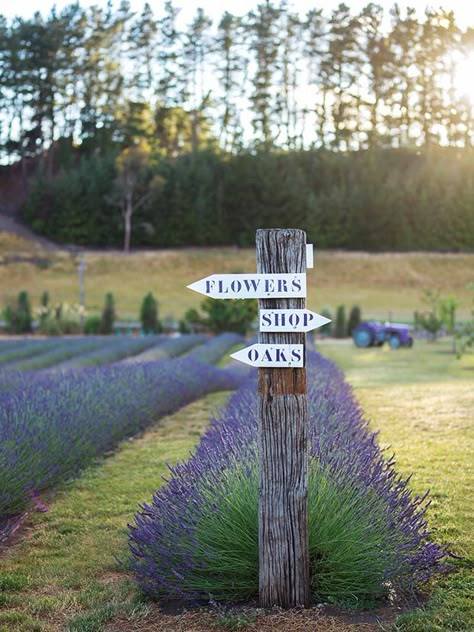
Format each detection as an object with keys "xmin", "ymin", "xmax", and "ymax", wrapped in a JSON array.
[
  {"xmin": 1, "ymin": 2, "xmax": 474, "ymax": 249},
  {"xmin": 24, "ymin": 147, "xmax": 474, "ymax": 250}
]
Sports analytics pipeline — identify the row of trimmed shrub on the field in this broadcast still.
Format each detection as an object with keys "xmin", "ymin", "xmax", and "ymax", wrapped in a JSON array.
[
  {"xmin": 2, "ymin": 290, "xmax": 164, "ymax": 336},
  {"xmin": 128, "ymin": 350, "xmax": 446, "ymax": 608},
  {"xmin": 0, "ymin": 356, "xmax": 247, "ymax": 517},
  {"xmin": 53, "ymin": 336, "xmax": 168, "ymax": 370}
]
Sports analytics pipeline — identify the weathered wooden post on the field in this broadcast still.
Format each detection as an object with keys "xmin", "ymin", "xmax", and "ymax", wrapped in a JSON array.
[{"xmin": 256, "ymin": 228, "xmax": 310, "ymax": 608}]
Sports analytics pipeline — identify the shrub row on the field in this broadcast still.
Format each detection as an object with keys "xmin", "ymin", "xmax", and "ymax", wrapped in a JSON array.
[
  {"xmin": 24, "ymin": 147, "xmax": 474, "ymax": 251},
  {"xmin": 0, "ymin": 339, "xmax": 64, "ymax": 366},
  {"xmin": 4, "ymin": 337, "xmax": 111, "ymax": 372},
  {"xmin": 0, "ymin": 357, "xmax": 247, "ymax": 517},
  {"xmin": 185, "ymin": 333, "xmax": 244, "ymax": 364},
  {"xmin": 128, "ymin": 351, "xmax": 446, "ymax": 607},
  {"xmin": 53, "ymin": 336, "xmax": 166, "ymax": 369}
]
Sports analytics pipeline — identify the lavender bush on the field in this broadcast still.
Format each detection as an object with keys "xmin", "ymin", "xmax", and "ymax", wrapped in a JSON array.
[
  {"xmin": 5, "ymin": 337, "xmax": 111, "ymax": 371},
  {"xmin": 54, "ymin": 336, "xmax": 165, "ymax": 369},
  {"xmin": 186, "ymin": 333, "xmax": 244, "ymax": 364},
  {"xmin": 0, "ymin": 357, "xmax": 246, "ymax": 517},
  {"xmin": 0, "ymin": 338, "xmax": 65, "ymax": 365},
  {"xmin": 128, "ymin": 351, "xmax": 446, "ymax": 607}
]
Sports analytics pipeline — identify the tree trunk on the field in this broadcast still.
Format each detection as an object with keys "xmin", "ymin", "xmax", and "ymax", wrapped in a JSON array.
[
  {"xmin": 124, "ymin": 197, "xmax": 132, "ymax": 252},
  {"xmin": 256, "ymin": 228, "xmax": 310, "ymax": 608}
]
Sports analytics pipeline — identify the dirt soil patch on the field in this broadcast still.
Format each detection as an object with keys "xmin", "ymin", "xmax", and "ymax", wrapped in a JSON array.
[{"xmin": 104, "ymin": 596, "xmax": 425, "ymax": 631}]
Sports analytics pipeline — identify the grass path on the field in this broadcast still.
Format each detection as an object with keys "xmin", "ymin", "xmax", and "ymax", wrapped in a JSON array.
[
  {"xmin": 319, "ymin": 339, "xmax": 474, "ymax": 631},
  {"xmin": 0, "ymin": 392, "xmax": 231, "ymax": 631}
]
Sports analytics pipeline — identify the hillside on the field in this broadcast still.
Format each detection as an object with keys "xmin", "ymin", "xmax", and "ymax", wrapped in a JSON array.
[{"xmin": 0, "ymin": 230, "xmax": 472, "ymax": 322}]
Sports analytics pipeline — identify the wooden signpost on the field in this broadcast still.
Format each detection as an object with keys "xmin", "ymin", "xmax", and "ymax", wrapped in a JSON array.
[
  {"xmin": 188, "ymin": 229, "xmax": 329, "ymax": 608},
  {"xmin": 256, "ymin": 228, "xmax": 310, "ymax": 608}
]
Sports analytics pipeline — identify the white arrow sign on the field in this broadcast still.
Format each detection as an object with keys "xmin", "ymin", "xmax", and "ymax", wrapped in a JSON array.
[
  {"xmin": 187, "ymin": 273, "xmax": 306, "ymax": 299},
  {"xmin": 230, "ymin": 343, "xmax": 304, "ymax": 367},
  {"xmin": 260, "ymin": 309, "xmax": 331, "ymax": 333}
]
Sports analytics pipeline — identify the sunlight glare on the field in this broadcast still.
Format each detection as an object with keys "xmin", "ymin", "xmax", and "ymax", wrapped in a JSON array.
[{"xmin": 455, "ymin": 52, "xmax": 474, "ymax": 105}]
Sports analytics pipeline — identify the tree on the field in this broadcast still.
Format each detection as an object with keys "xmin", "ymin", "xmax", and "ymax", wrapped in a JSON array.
[
  {"xmin": 100, "ymin": 292, "xmax": 116, "ymax": 334},
  {"xmin": 324, "ymin": 4, "xmax": 361, "ymax": 150},
  {"xmin": 246, "ymin": 1, "xmax": 281, "ymax": 149},
  {"xmin": 215, "ymin": 12, "xmax": 247, "ymax": 152},
  {"xmin": 357, "ymin": 3, "xmax": 394, "ymax": 147},
  {"xmin": 183, "ymin": 8, "xmax": 213, "ymax": 152},
  {"xmin": 4, "ymin": 291, "xmax": 33, "ymax": 334},
  {"xmin": 334, "ymin": 304, "xmax": 346, "ymax": 338},
  {"xmin": 347, "ymin": 305, "xmax": 361, "ymax": 335},
  {"xmin": 418, "ymin": 289, "xmax": 443, "ymax": 340},
  {"xmin": 304, "ymin": 8, "xmax": 326, "ymax": 147},
  {"xmin": 456, "ymin": 283, "xmax": 474, "ymax": 357},
  {"xmin": 112, "ymin": 142, "xmax": 160, "ymax": 252},
  {"xmin": 185, "ymin": 297, "xmax": 257, "ymax": 334},
  {"xmin": 140, "ymin": 292, "xmax": 161, "ymax": 333}
]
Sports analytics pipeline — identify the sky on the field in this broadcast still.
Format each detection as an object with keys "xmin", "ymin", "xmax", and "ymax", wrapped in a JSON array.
[{"xmin": 3, "ymin": 0, "xmax": 474, "ymax": 28}]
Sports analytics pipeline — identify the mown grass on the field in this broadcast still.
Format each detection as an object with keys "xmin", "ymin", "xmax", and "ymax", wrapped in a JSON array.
[
  {"xmin": 0, "ymin": 340, "xmax": 472, "ymax": 631},
  {"xmin": 0, "ymin": 392, "xmax": 231, "ymax": 631},
  {"xmin": 320, "ymin": 338, "xmax": 474, "ymax": 631},
  {"xmin": 1, "ymin": 234, "xmax": 473, "ymax": 321}
]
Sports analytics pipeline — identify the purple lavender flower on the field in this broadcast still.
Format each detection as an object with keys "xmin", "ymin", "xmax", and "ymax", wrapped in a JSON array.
[{"xmin": 128, "ymin": 350, "xmax": 447, "ymax": 604}]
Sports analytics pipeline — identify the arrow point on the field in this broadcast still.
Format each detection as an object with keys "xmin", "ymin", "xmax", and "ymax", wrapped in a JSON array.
[{"xmin": 187, "ymin": 279, "xmax": 205, "ymax": 295}]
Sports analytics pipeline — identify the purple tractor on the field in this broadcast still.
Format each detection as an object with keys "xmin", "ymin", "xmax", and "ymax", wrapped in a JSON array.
[{"xmin": 353, "ymin": 321, "xmax": 413, "ymax": 349}]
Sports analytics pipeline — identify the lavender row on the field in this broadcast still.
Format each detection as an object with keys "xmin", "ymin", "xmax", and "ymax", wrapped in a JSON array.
[
  {"xmin": 5, "ymin": 337, "xmax": 111, "ymax": 371},
  {"xmin": 185, "ymin": 333, "xmax": 244, "ymax": 364},
  {"xmin": 0, "ymin": 338, "xmax": 65, "ymax": 365},
  {"xmin": 0, "ymin": 358, "xmax": 247, "ymax": 516},
  {"xmin": 53, "ymin": 336, "xmax": 166, "ymax": 369},
  {"xmin": 128, "ymin": 351, "xmax": 446, "ymax": 602}
]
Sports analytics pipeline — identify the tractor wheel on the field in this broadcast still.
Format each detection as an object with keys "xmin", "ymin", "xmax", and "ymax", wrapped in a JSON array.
[
  {"xmin": 389, "ymin": 334, "xmax": 401, "ymax": 349},
  {"xmin": 406, "ymin": 336, "xmax": 414, "ymax": 348},
  {"xmin": 353, "ymin": 328, "xmax": 373, "ymax": 348}
]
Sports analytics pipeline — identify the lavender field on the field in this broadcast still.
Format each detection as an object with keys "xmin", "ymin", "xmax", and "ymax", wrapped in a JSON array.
[
  {"xmin": 0, "ymin": 334, "xmax": 471, "ymax": 631},
  {"xmin": 0, "ymin": 333, "xmax": 244, "ymax": 520}
]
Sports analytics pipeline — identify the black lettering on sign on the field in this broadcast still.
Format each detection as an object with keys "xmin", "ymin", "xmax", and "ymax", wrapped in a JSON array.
[
  {"xmin": 277, "ymin": 279, "xmax": 288, "ymax": 293},
  {"xmin": 264, "ymin": 278, "xmax": 275, "ymax": 293},
  {"xmin": 205, "ymin": 279, "xmax": 216, "ymax": 294},
  {"xmin": 291, "ymin": 348, "xmax": 302, "ymax": 362},
  {"xmin": 275, "ymin": 348, "xmax": 287, "ymax": 362},
  {"xmin": 263, "ymin": 349, "xmax": 273, "ymax": 362},
  {"xmin": 249, "ymin": 348, "xmax": 259, "ymax": 362},
  {"xmin": 244, "ymin": 279, "xmax": 260, "ymax": 293},
  {"xmin": 289, "ymin": 313, "xmax": 299, "ymax": 327},
  {"xmin": 261, "ymin": 312, "xmax": 272, "ymax": 327},
  {"xmin": 217, "ymin": 280, "xmax": 229, "ymax": 294},
  {"xmin": 292, "ymin": 277, "xmax": 302, "ymax": 292}
]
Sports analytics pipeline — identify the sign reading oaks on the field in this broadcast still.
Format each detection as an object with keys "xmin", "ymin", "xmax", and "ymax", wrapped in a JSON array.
[
  {"xmin": 187, "ymin": 273, "xmax": 306, "ymax": 299},
  {"xmin": 230, "ymin": 343, "xmax": 304, "ymax": 367}
]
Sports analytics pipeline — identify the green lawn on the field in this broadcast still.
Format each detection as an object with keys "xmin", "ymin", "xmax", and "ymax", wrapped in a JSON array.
[
  {"xmin": 320, "ymin": 338, "xmax": 474, "ymax": 631},
  {"xmin": 0, "ymin": 339, "xmax": 472, "ymax": 631},
  {"xmin": 1, "ymin": 234, "xmax": 473, "ymax": 322}
]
